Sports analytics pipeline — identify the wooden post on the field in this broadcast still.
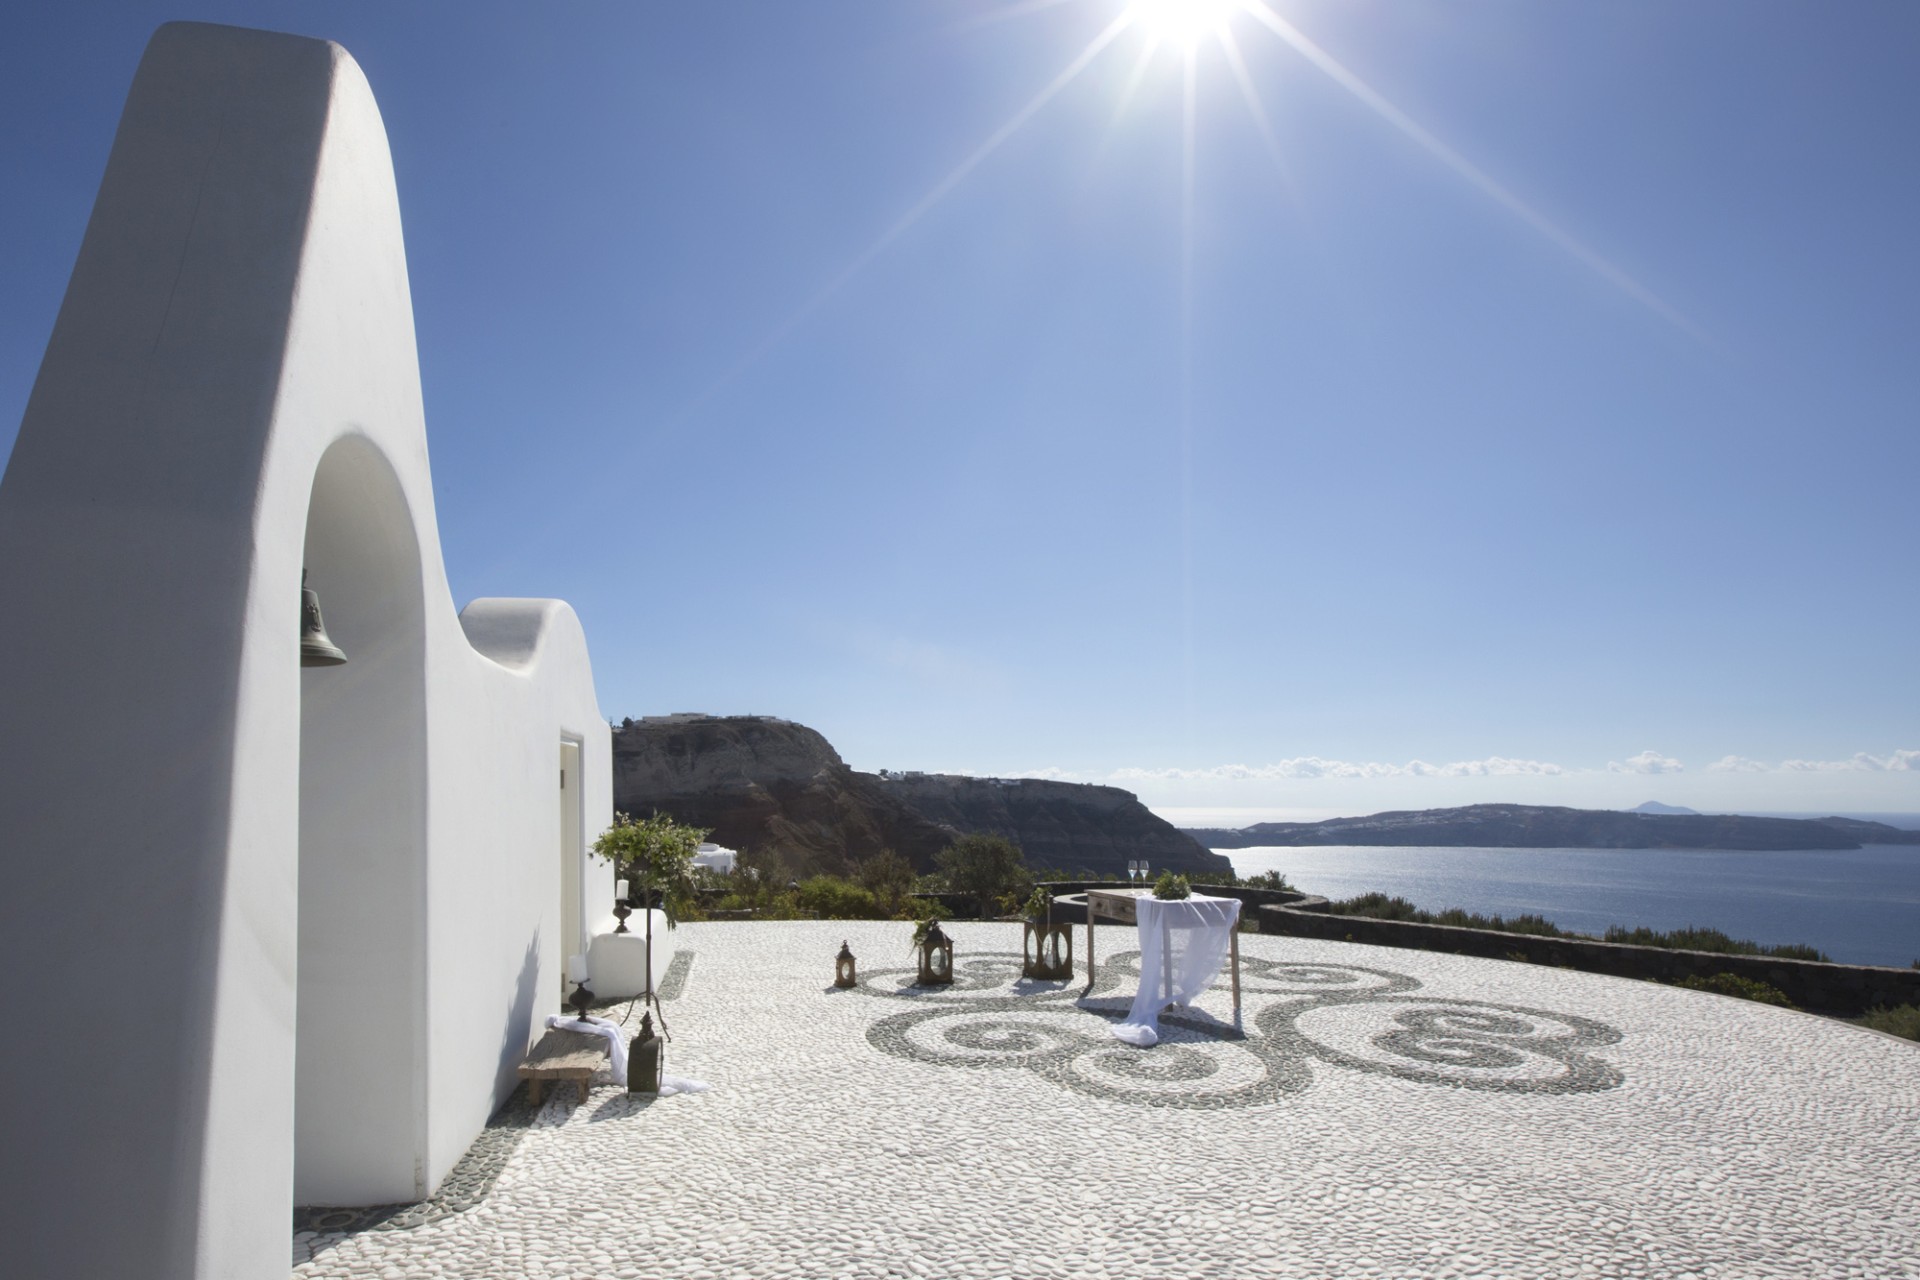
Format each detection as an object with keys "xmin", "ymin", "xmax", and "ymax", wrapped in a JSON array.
[
  {"xmin": 1229, "ymin": 921, "xmax": 1242, "ymax": 1016},
  {"xmin": 1161, "ymin": 915, "xmax": 1173, "ymax": 1011},
  {"xmin": 1085, "ymin": 894, "xmax": 1096, "ymax": 992}
]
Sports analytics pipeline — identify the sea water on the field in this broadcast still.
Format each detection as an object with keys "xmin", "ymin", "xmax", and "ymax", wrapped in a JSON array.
[{"xmin": 1225, "ymin": 844, "xmax": 1920, "ymax": 970}]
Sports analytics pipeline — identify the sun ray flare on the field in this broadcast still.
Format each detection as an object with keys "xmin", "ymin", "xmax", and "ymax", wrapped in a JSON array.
[
  {"xmin": 1180, "ymin": 39, "xmax": 1199, "ymax": 745},
  {"xmin": 1108, "ymin": 30, "xmax": 1164, "ymax": 125},
  {"xmin": 1217, "ymin": 25, "xmax": 1302, "ymax": 208},
  {"xmin": 659, "ymin": 10, "xmax": 1138, "ymax": 431},
  {"xmin": 1235, "ymin": 0, "xmax": 1702, "ymax": 338}
]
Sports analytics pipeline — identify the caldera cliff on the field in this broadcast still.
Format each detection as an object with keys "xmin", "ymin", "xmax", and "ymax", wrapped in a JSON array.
[{"xmin": 610, "ymin": 713, "xmax": 1228, "ymax": 877}]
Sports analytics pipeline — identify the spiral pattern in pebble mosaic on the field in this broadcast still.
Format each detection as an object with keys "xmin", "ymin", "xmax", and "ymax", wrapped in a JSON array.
[{"xmin": 290, "ymin": 920, "xmax": 1920, "ymax": 1280}]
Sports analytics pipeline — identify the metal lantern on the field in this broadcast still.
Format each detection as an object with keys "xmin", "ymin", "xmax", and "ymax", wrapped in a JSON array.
[
  {"xmin": 629, "ymin": 1010, "xmax": 664, "ymax": 1094},
  {"xmin": 299, "ymin": 570, "xmax": 347, "ymax": 667},
  {"xmin": 834, "ymin": 940, "xmax": 857, "ymax": 989},
  {"xmin": 916, "ymin": 921, "xmax": 953, "ymax": 987},
  {"xmin": 1022, "ymin": 915, "xmax": 1074, "ymax": 981}
]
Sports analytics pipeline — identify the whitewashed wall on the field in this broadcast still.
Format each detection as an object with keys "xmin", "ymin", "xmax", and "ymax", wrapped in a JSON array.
[{"xmin": 0, "ymin": 23, "xmax": 613, "ymax": 1280}]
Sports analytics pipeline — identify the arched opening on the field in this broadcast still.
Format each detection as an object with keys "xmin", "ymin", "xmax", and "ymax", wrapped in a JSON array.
[{"xmin": 294, "ymin": 435, "xmax": 430, "ymax": 1206}]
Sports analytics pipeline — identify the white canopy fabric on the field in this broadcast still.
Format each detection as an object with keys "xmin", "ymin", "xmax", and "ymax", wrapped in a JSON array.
[{"xmin": 1112, "ymin": 893, "xmax": 1243, "ymax": 1047}]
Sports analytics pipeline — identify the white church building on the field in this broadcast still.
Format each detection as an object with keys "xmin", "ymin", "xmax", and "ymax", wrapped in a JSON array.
[{"xmin": 0, "ymin": 23, "xmax": 627, "ymax": 1280}]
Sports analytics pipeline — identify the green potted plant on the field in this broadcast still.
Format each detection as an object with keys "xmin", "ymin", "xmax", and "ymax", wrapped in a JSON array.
[
  {"xmin": 591, "ymin": 812, "xmax": 705, "ymax": 1018},
  {"xmin": 1152, "ymin": 871, "xmax": 1191, "ymax": 900}
]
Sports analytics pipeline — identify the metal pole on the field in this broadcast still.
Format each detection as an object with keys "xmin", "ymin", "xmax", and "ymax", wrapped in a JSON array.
[{"xmin": 644, "ymin": 885, "xmax": 671, "ymax": 1040}]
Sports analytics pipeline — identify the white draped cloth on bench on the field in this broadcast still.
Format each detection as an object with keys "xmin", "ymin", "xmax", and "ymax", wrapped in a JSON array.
[
  {"xmin": 1112, "ymin": 893, "xmax": 1242, "ymax": 1047},
  {"xmin": 547, "ymin": 1014, "xmax": 628, "ymax": 1085}
]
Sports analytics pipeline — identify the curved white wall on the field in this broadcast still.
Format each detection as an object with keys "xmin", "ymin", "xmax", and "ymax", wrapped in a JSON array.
[{"xmin": 0, "ymin": 23, "xmax": 614, "ymax": 1279}]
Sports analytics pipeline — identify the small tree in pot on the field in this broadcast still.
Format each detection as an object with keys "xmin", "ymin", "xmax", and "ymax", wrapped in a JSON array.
[{"xmin": 592, "ymin": 812, "xmax": 705, "ymax": 1014}]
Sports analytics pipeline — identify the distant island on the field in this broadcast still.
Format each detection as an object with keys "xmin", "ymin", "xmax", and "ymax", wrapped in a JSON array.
[{"xmin": 1181, "ymin": 803, "xmax": 1920, "ymax": 851}]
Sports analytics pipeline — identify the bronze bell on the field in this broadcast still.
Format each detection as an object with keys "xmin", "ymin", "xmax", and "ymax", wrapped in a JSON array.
[{"xmin": 300, "ymin": 570, "xmax": 347, "ymax": 667}]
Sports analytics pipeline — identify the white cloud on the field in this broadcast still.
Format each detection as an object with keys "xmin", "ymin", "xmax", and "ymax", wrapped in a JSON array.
[
  {"xmin": 1779, "ymin": 749, "xmax": 1919, "ymax": 773},
  {"xmin": 1607, "ymin": 750, "xmax": 1684, "ymax": 775},
  {"xmin": 982, "ymin": 748, "xmax": 1916, "ymax": 788},
  {"xmin": 1407, "ymin": 756, "xmax": 1567, "ymax": 778},
  {"xmin": 1110, "ymin": 755, "xmax": 1565, "ymax": 782}
]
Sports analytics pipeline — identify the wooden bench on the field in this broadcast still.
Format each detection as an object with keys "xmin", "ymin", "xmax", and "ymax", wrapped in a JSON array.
[{"xmin": 517, "ymin": 1027, "xmax": 609, "ymax": 1105}]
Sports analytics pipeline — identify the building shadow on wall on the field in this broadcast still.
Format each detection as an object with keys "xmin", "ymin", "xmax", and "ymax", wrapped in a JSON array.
[
  {"xmin": 495, "ymin": 933, "xmax": 544, "ymax": 1099},
  {"xmin": 292, "ymin": 937, "xmax": 546, "ymax": 1255}
]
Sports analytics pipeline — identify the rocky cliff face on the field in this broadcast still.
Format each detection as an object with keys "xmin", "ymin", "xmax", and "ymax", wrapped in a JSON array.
[
  {"xmin": 610, "ymin": 713, "xmax": 1228, "ymax": 876},
  {"xmin": 878, "ymin": 772, "xmax": 1224, "ymax": 874}
]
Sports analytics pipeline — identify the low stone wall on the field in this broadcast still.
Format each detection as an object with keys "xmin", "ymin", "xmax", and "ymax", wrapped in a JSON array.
[
  {"xmin": 910, "ymin": 882, "xmax": 1308, "ymax": 921},
  {"xmin": 1257, "ymin": 900, "xmax": 1920, "ymax": 1016}
]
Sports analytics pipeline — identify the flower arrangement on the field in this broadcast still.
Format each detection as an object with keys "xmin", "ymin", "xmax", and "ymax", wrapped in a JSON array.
[
  {"xmin": 909, "ymin": 909, "xmax": 948, "ymax": 953},
  {"xmin": 1022, "ymin": 885, "xmax": 1054, "ymax": 924},
  {"xmin": 1151, "ymin": 871, "xmax": 1192, "ymax": 900}
]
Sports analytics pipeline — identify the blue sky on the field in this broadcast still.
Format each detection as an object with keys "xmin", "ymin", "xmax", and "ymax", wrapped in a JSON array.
[{"xmin": 3, "ymin": 1, "xmax": 1915, "ymax": 821}]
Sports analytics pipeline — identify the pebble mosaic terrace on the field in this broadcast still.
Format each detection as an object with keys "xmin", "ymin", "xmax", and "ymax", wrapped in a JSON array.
[{"xmin": 291, "ymin": 920, "xmax": 1920, "ymax": 1279}]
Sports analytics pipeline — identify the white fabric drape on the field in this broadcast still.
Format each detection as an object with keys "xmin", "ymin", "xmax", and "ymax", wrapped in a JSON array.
[
  {"xmin": 547, "ymin": 1014, "xmax": 628, "ymax": 1086},
  {"xmin": 1112, "ymin": 893, "xmax": 1242, "ymax": 1047},
  {"xmin": 543, "ymin": 1014, "xmax": 714, "ymax": 1096},
  {"xmin": 656, "ymin": 1075, "xmax": 711, "ymax": 1097}
]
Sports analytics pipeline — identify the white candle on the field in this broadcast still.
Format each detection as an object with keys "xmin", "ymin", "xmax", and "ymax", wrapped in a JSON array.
[
  {"xmin": 567, "ymin": 954, "xmax": 588, "ymax": 985},
  {"xmin": 615, "ymin": 880, "xmax": 629, "ymax": 902}
]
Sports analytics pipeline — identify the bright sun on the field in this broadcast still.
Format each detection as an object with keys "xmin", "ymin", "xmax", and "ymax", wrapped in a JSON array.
[{"xmin": 1127, "ymin": 0, "xmax": 1241, "ymax": 47}]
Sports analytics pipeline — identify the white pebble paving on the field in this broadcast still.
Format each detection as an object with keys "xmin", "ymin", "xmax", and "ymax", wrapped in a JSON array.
[{"xmin": 292, "ymin": 921, "xmax": 1920, "ymax": 1279}]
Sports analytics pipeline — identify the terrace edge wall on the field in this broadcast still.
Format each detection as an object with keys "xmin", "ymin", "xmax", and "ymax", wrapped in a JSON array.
[{"xmin": 1257, "ymin": 901, "xmax": 1920, "ymax": 1016}]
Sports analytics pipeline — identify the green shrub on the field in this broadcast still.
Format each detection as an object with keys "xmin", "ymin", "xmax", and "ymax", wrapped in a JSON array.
[
  {"xmin": 1428, "ymin": 908, "xmax": 1567, "ymax": 937},
  {"xmin": 852, "ymin": 850, "xmax": 917, "ymax": 917},
  {"xmin": 709, "ymin": 890, "xmax": 804, "ymax": 920},
  {"xmin": 936, "ymin": 833, "xmax": 1030, "ymax": 918},
  {"xmin": 1326, "ymin": 892, "xmax": 1426, "ymax": 921},
  {"xmin": 1603, "ymin": 925, "xmax": 1828, "ymax": 963},
  {"xmin": 1674, "ymin": 972, "xmax": 1796, "ymax": 1008},
  {"xmin": 794, "ymin": 876, "xmax": 886, "ymax": 920},
  {"xmin": 1325, "ymin": 893, "xmax": 1578, "ymax": 938},
  {"xmin": 1858, "ymin": 1004, "xmax": 1920, "ymax": 1040},
  {"xmin": 1188, "ymin": 868, "xmax": 1296, "ymax": 891}
]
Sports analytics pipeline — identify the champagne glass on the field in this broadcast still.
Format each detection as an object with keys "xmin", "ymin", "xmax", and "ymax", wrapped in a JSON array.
[
  {"xmin": 1141, "ymin": 861, "xmax": 1150, "ymax": 884},
  {"xmin": 1127, "ymin": 860, "xmax": 1139, "ymax": 884}
]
